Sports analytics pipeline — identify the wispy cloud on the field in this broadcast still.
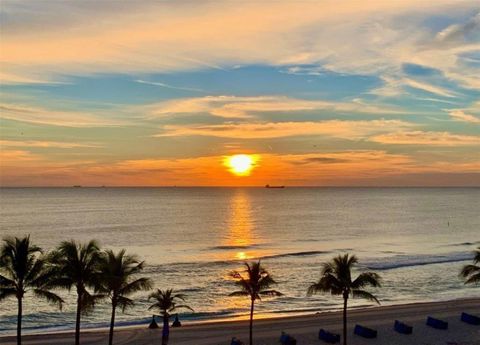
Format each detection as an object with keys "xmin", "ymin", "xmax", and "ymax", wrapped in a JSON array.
[
  {"xmin": 157, "ymin": 119, "xmax": 414, "ymax": 139},
  {"xmin": 1, "ymin": 0, "xmax": 478, "ymax": 91},
  {"xmin": 402, "ymin": 78, "xmax": 457, "ymax": 98},
  {"xmin": 147, "ymin": 95, "xmax": 406, "ymax": 119},
  {"xmin": 0, "ymin": 103, "xmax": 122, "ymax": 127},
  {"xmin": 370, "ymin": 131, "xmax": 480, "ymax": 146},
  {"xmin": 0, "ymin": 140, "xmax": 101, "ymax": 149},
  {"xmin": 448, "ymin": 110, "xmax": 480, "ymax": 123},
  {"xmin": 134, "ymin": 79, "xmax": 205, "ymax": 93}
]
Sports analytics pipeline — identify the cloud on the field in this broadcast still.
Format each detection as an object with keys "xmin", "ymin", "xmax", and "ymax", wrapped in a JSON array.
[
  {"xmin": 0, "ymin": 103, "xmax": 122, "ymax": 127},
  {"xmin": 134, "ymin": 79, "xmax": 205, "ymax": 93},
  {"xmin": 402, "ymin": 78, "xmax": 457, "ymax": 98},
  {"xmin": 148, "ymin": 95, "xmax": 406, "ymax": 119},
  {"xmin": 157, "ymin": 119, "xmax": 414, "ymax": 139},
  {"xmin": 0, "ymin": 140, "xmax": 100, "ymax": 149},
  {"xmin": 448, "ymin": 110, "xmax": 480, "ymax": 123},
  {"xmin": 370, "ymin": 131, "xmax": 480, "ymax": 146},
  {"xmin": 1, "ymin": 0, "xmax": 478, "ymax": 92},
  {"xmin": 435, "ymin": 12, "xmax": 480, "ymax": 45}
]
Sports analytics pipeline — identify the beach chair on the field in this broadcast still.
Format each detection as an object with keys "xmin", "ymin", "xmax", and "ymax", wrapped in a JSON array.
[
  {"xmin": 426, "ymin": 316, "xmax": 448, "ymax": 330},
  {"xmin": 353, "ymin": 324, "xmax": 377, "ymax": 338},
  {"xmin": 279, "ymin": 331, "xmax": 297, "ymax": 345},
  {"xmin": 231, "ymin": 337, "xmax": 244, "ymax": 345},
  {"xmin": 393, "ymin": 320, "xmax": 413, "ymax": 334},
  {"xmin": 460, "ymin": 312, "xmax": 480, "ymax": 325},
  {"xmin": 318, "ymin": 329, "xmax": 340, "ymax": 343}
]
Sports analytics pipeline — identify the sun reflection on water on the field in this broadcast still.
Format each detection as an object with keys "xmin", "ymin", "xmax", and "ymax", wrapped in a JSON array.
[{"xmin": 227, "ymin": 190, "xmax": 254, "ymax": 256}]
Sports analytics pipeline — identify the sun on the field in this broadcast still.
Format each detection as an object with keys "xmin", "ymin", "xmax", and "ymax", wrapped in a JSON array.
[{"xmin": 224, "ymin": 154, "xmax": 258, "ymax": 176}]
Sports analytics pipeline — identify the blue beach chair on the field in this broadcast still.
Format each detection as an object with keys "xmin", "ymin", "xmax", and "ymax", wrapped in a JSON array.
[
  {"xmin": 394, "ymin": 320, "xmax": 413, "ymax": 334},
  {"xmin": 353, "ymin": 324, "xmax": 377, "ymax": 338},
  {"xmin": 279, "ymin": 331, "xmax": 297, "ymax": 345},
  {"xmin": 426, "ymin": 316, "xmax": 448, "ymax": 330},
  {"xmin": 461, "ymin": 312, "xmax": 480, "ymax": 325},
  {"xmin": 318, "ymin": 329, "xmax": 340, "ymax": 343}
]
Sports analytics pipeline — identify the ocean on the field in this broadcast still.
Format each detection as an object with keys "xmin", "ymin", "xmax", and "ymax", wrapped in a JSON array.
[{"xmin": 0, "ymin": 187, "xmax": 479, "ymax": 335}]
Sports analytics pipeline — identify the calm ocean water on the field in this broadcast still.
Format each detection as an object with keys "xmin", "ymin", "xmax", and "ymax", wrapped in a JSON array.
[{"xmin": 0, "ymin": 187, "xmax": 479, "ymax": 335}]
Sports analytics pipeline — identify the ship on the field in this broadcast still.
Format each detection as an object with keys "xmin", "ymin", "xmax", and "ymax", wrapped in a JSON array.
[{"xmin": 265, "ymin": 184, "xmax": 285, "ymax": 188}]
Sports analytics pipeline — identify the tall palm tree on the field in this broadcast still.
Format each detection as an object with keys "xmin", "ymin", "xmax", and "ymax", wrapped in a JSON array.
[
  {"xmin": 49, "ymin": 240, "xmax": 103, "ymax": 345},
  {"xmin": 97, "ymin": 249, "xmax": 153, "ymax": 345},
  {"xmin": 307, "ymin": 254, "xmax": 381, "ymax": 345},
  {"xmin": 460, "ymin": 247, "xmax": 480, "ymax": 285},
  {"xmin": 0, "ymin": 236, "xmax": 64, "ymax": 345},
  {"xmin": 148, "ymin": 288, "xmax": 193, "ymax": 345},
  {"xmin": 229, "ymin": 261, "xmax": 282, "ymax": 345}
]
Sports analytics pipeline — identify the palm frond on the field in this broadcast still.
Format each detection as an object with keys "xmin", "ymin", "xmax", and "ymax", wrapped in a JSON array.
[
  {"xmin": 351, "ymin": 272, "xmax": 381, "ymax": 289},
  {"xmin": 259, "ymin": 289, "xmax": 283, "ymax": 297},
  {"xmin": 352, "ymin": 289, "xmax": 380, "ymax": 304},
  {"xmin": 229, "ymin": 290, "xmax": 250, "ymax": 297},
  {"xmin": 473, "ymin": 248, "xmax": 480, "ymax": 264},
  {"xmin": 33, "ymin": 289, "xmax": 64, "ymax": 309},
  {"xmin": 171, "ymin": 304, "xmax": 194, "ymax": 313},
  {"xmin": 120, "ymin": 277, "xmax": 153, "ymax": 295},
  {"xmin": 117, "ymin": 296, "xmax": 134, "ymax": 312},
  {"xmin": 0, "ymin": 287, "xmax": 17, "ymax": 301},
  {"xmin": 0, "ymin": 274, "xmax": 16, "ymax": 288},
  {"xmin": 460, "ymin": 264, "xmax": 480, "ymax": 278},
  {"xmin": 464, "ymin": 272, "xmax": 480, "ymax": 285}
]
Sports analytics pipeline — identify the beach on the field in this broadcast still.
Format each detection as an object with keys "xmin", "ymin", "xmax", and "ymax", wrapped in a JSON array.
[{"xmin": 1, "ymin": 298, "xmax": 479, "ymax": 345}]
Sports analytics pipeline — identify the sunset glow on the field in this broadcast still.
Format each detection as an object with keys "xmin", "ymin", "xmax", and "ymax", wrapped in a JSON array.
[{"xmin": 0, "ymin": 1, "xmax": 479, "ymax": 186}]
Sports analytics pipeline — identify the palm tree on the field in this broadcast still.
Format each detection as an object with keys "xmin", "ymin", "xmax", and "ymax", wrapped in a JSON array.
[
  {"xmin": 460, "ymin": 247, "xmax": 480, "ymax": 285},
  {"xmin": 0, "ymin": 236, "xmax": 64, "ymax": 345},
  {"xmin": 229, "ymin": 261, "xmax": 282, "ymax": 345},
  {"xmin": 97, "ymin": 249, "xmax": 153, "ymax": 345},
  {"xmin": 148, "ymin": 288, "xmax": 193, "ymax": 345},
  {"xmin": 307, "ymin": 254, "xmax": 381, "ymax": 345},
  {"xmin": 49, "ymin": 240, "xmax": 103, "ymax": 345}
]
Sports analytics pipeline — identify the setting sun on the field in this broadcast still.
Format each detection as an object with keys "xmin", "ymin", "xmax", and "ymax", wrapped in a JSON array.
[{"xmin": 224, "ymin": 154, "xmax": 258, "ymax": 176}]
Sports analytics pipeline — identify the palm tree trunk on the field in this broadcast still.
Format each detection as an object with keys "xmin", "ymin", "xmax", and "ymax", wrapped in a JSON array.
[
  {"xmin": 108, "ymin": 304, "xmax": 116, "ymax": 345},
  {"xmin": 75, "ymin": 294, "xmax": 81, "ymax": 345},
  {"xmin": 17, "ymin": 296, "xmax": 22, "ymax": 345},
  {"xmin": 162, "ymin": 315, "xmax": 169, "ymax": 345},
  {"xmin": 249, "ymin": 298, "xmax": 255, "ymax": 345},
  {"xmin": 343, "ymin": 294, "xmax": 348, "ymax": 345}
]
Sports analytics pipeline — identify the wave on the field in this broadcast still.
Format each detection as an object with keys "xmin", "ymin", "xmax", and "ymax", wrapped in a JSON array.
[
  {"xmin": 261, "ymin": 250, "xmax": 329, "ymax": 260},
  {"xmin": 144, "ymin": 250, "xmax": 330, "ymax": 273},
  {"xmin": 444, "ymin": 241, "xmax": 480, "ymax": 247},
  {"xmin": 210, "ymin": 244, "xmax": 260, "ymax": 250},
  {"xmin": 364, "ymin": 252, "xmax": 472, "ymax": 270}
]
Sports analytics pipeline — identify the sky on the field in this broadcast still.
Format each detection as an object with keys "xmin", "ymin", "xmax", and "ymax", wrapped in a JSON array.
[{"xmin": 0, "ymin": 0, "xmax": 479, "ymax": 186}]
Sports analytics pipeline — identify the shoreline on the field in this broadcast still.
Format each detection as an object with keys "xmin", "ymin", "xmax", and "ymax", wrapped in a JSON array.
[{"xmin": 2, "ymin": 298, "xmax": 479, "ymax": 344}]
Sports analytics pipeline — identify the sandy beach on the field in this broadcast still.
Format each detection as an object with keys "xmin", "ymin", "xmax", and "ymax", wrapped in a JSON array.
[{"xmin": 2, "ymin": 298, "xmax": 479, "ymax": 345}]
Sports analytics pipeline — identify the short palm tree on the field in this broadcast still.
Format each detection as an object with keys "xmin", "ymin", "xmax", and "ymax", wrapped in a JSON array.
[
  {"xmin": 97, "ymin": 249, "xmax": 153, "ymax": 345},
  {"xmin": 460, "ymin": 247, "xmax": 480, "ymax": 285},
  {"xmin": 148, "ymin": 288, "xmax": 193, "ymax": 345},
  {"xmin": 308, "ymin": 254, "xmax": 381, "ymax": 345},
  {"xmin": 229, "ymin": 261, "xmax": 282, "ymax": 345},
  {"xmin": 49, "ymin": 240, "xmax": 103, "ymax": 345},
  {"xmin": 0, "ymin": 236, "xmax": 63, "ymax": 345}
]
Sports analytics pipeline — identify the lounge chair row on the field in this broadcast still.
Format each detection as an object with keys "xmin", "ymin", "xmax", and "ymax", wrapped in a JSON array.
[
  {"xmin": 317, "ymin": 312, "xmax": 479, "ymax": 343},
  {"xmin": 231, "ymin": 312, "xmax": 479, "ymax": 345}
]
